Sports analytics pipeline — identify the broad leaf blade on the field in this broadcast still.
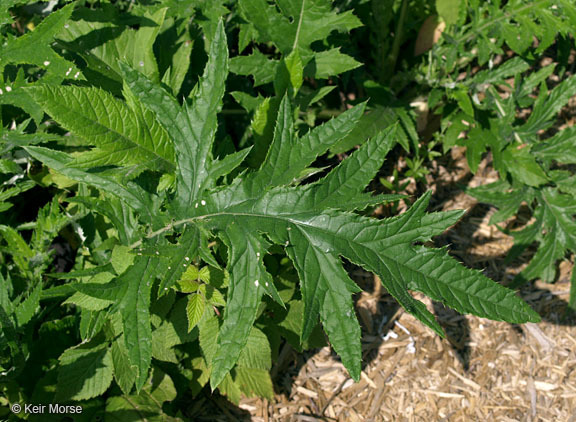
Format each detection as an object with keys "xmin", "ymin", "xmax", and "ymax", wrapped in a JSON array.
[{"xmin": 26, "ymin": 85, "xmax": 174, "ymax": 173}]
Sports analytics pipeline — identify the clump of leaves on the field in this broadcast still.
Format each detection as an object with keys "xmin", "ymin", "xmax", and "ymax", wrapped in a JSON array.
[
  {"xmin": 21, "ymin": 18, "xmax": 539, "ymax": 403},
  {"xmin": 419, "ymin": 0, "xmax": 576, "ymax": 307},
  {"xmin": 465, "ymin": 70, "xmax": 576, "ymax": 301}
]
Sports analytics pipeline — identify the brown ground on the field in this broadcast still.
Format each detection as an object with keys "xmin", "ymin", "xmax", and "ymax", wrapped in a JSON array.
[{"xmin": 192, "ymin": 146, "xmax": 575, "ymax": 421}]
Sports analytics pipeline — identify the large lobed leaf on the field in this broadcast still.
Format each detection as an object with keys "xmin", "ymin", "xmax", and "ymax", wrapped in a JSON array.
[{"xmin": 28, "ymin": 19, "xmax": 540, "ymax": 393}]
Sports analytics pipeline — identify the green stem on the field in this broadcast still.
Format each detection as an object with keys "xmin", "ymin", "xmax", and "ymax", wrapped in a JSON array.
[{"xmin": 382, "ymin": 0, "xmax": 408, "ymax": 84}]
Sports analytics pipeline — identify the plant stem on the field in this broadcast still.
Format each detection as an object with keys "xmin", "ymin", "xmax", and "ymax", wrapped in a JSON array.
[{"xmin": 382, "ymin": 0, "xmax": 408, "ymax": 84}]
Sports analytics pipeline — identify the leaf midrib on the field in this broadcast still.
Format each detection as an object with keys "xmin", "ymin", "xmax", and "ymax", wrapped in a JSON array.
[{"xmin": 292, "ymin": 0, "xmax": 306, "ymax": 52}]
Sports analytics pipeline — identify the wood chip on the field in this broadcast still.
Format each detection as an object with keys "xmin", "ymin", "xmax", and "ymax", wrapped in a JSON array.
[{"xmin": 295, "ymin": 386, "xmax": 318, "ymax": 399}]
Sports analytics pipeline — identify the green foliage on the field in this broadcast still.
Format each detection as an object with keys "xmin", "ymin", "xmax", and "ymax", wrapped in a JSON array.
[
  {"xmin": 421, "ymin": 0, "xmax": 576, "ymax": 305},
  {"xmin": 234, "ymin": 0, "xmax": 362, "ymax": 82},
  {"xmin": 0, "ymin": 0, "xmax": 564, "ymax": 418}
]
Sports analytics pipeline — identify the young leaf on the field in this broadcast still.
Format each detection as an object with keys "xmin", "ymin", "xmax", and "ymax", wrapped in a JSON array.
[{"xmin": 186, "ymin": 294, "xmax": 205, "ymax": 332}]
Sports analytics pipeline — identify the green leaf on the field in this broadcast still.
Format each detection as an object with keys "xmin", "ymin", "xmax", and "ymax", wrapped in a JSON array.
[
  {"xmin": 159, "ymin": 17, "xmax": 194, "ymax": 95},
  {"xmin": 58, "ymin": 7, "xmax": 167, "ymax": 85},
  {"xmin": 0, "ymin": 225, "xmax": 34, "ymax": 274},
  {"xmin": 450, "ymin": 89, "xmax": 474, "ymax": 116},
  {"xmin": 209, "ymin": 223, "xmax": 280, "ymax": 389},
  {"xmin": 239, "ymin": 0, "xmax": 362, "ymax": 65},
  {"xmin": 330, "ymin": 106, "xmax": 402, "ymax": 154},
  {"xmin": 111, "ymin": 338, "xmax": 137, "ymax": 395},
  {"xmin": 104, "ymin": 368, "xmax": 177, "ymax": 422},
  {"xmin": 234, "ymin": 367, "xmax": 274, "ymax": 400},
  {"xmin": 237, "ymin": 327, "xmax": 272, "ymax": 370},
  {"xmin": 120, "ymin": 20, "xmax": 228, "ymax": 213},
  {"xmin": 116, "ymin": 256, "xmax": 161, "ymax": 391},
  {"xmin": 533, "ymin": 126, "xmax": 576, "ymax": 164},
  {"xmin": 513, "ymin": 189, "xmax": 576, "ymax": 284},
  {"xmin": 285, "ymin": 50, "xmax": 304, "ymax": 91},
  {"xmin": 541, "ymin": 189, "xmax": 576, "ymax": 251},
  {"xmin": 199, "ymin": 315, "xmax": 220, "ymax": 366},
  {"xmin": 0, "ymin": 182, "xmax": 35, "ymax": 206},
  {"xmin": 230, "ymin": 50, "xmax": 278, "ymax": 86},
  {"xmin": 56, "ymin": 338, "xmax": 114, "ymax": 401},
  {"xmin": 26, "ymin": 85, "xmax": 174, "ymax": 173},
  {"xmin": 0, "ymin": 0, "xmax": 18, "ymax": 25},
  {"xmin": 501, "ymin": 145, "xmax": 549, "ymax": 187},
  {"xmin": 247, "ymin": 95, "xmax": 366, "ymax": 191},
  {"xmin": 186, "ymin": 294, "xmax": 205, "ymax": 332},
  {"xmin": 436, "ymin": 0, "xmax": 464, "ymax": 25},
  {"xmin": 110, "ymin": 40, "xmax": 541, "ymax": 386},
  {"xmin": 28, "ymin": 15, "xmax": 543, "ymax": 397},
  {"xmin": 467, "ymin": 180, "xmax": 527, "ymax": 224},
  {"xmin": 23, "ymin": 146, "xmax": 155, "ymax": 218},
  {"xmin": 75, "ymin": 254, "xmax": 164, "ymax": 391},
  {"xmin": 311, "ymin": 48, "xmax": 362, "ymax": 79},
  {"xmin": 0, "ymin": 81, "xmax": 45, "ymax": 124},
  {"xmin": 156, "ymin": 225, "xmax": 201, "ymax": 293},
  {"xmin": 520, "ymin": 230, "xmax": 564, "ymax": 282},
  {"xmin": 302, "ymin": 127, "xmax": 397, "ymax": 211},
  {"xmin": 0, "ymin": 3, "xmax": 78, "ymax": 82},
  {"xmin": 65, "ymin": 272, "xmax": 116, "ymax": 311},
  {"xmin": 519, "ymin": 75, "xmax": 576, "ymax": 134},
  {"xmin": 286, "ymin": 232, "xmax": 361, "ymax": 378},
  {"xmin": 198, "ymin": 138, "xmax": 538, "ymax": 388},
  {"xmin": 471, "ymin": 57, "xmax": 530, "ymax": 86},
  {"xmin": 297, "ymin": 85, "xmax": 336, "ymax": 109},
  {"xmin": 111, "ymin": 245, "xmax": 136, "ymax": 275},
  {"xmin": 14, "ymin": 284, "xmax": 41, "ymax": 326},
  {"xmin": 152, "ymin": 298, "xmax": 198, "ymax": 362},
  {"xmin": 209, "ymin": 147, "xmax": 253, "ymax": 181}
]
